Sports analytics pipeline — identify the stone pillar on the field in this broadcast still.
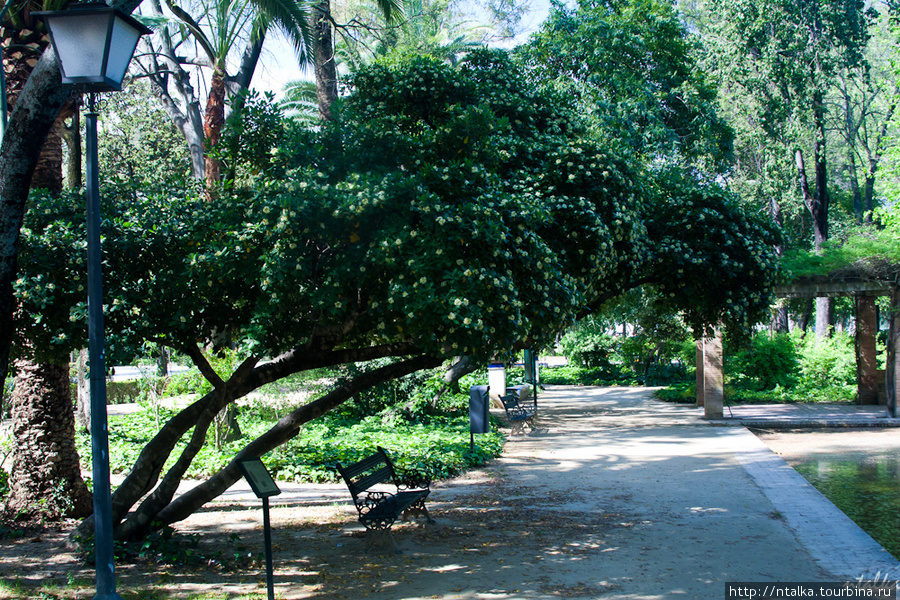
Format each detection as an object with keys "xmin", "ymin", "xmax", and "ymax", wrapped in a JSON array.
[
  {"xmin": 886, "ymin": 289, "xmax": 900, "ymax": 417},
  {"xmin": 702, "ymin": 332, "xmax": 724, "ymax": 420},
  {"xmin": 488, "ymin": 362, "xmax": 506, "ymax": 401},
  {"xmin": 856, "ymin": 295, "xmax": 879, "ymax": 405},
  {"xmin": 696, "ymin": 340, "xmax": 705, "ymax": 407}
]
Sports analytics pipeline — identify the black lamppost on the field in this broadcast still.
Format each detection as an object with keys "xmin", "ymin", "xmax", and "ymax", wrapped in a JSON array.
[{"xmin": 34, "ymin": 5, "xmax": 151, "ymax": 599}]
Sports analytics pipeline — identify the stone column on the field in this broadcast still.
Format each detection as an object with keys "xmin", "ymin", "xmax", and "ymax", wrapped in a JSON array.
[
  {"xmin": 886, "ymin": 289, "xmax": 900, "ymax": 417},
  {"xmin": 856, "ymin": 295, "xmax": 879, "ymax": 405},
  {"xmin": 696, "ymin": 340, "xmax": 705, "ymax": 407},
  {"xmin": 488, "ymin": 362, "xmax": 506, "ymax": 401},
  {"xmin": 702, "ymin": 332, "xmax": 724, "ymax": 420}
]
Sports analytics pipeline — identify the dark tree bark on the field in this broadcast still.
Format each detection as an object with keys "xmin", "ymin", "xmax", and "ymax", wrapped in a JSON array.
[
  {"xmin": 150, "ymin": 353, "xmax": 440, "ymax": 537},
  {"xmin": 2, "ymin": 21, "xmax": 92, "ymax": 520},
  {"xmin": 203, "ymin": 67, "xmax": 227, "ymax": 195},
  {"xmin": 312, "ymin": 0, "xmax": 338, "ymax": 121},
  {"xmin": 0, "ymin": 46, "xmax": 71, "ymax": 433},
  {"xmin": 5, "ymin": 359, "xmax": 92, "ymax": 519},
  {"xmin": 73, "ymin": 341, "xmax": 427, "ymax": 541}
]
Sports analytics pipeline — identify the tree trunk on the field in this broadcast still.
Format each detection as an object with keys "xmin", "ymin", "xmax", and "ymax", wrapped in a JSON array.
[
  {"xmin": 4, "ymin": 358, "xmax": 92, "ymax": 519},
  {"xmin": 312, "ymin": 0, "xmax": 338, "ymax": 121},
  {"xmin": 148, "ymin": 354, "xmax": 440, "ymax": 538},
  {"xmin": 2, "ymin": 24, "xmax": 92, "ymax": 520},
  {"xmin": 62, "ymin": 104, "xmax": 82, "ymax": 190},
  {"xmin": 768, "ymin": 196, "xmax": 789, "ymax": 332},
  {"xmin": 75, "ymin": 348, "xmax": 90, "ymax": 433},
  {"xmin": 0, "ymin": 0, "xmax": 143, "ymax": 456},
  {"xmin": 811, "ymin": 92, "xmax": 829, "ymax": 251},
  {"xmin": 73, "ymin": 342, "xmax": 424, "ymax": 541},
  {"xmin": 847, "ymin": 146, "xmax": 862, "ymax": 224},
  {"xmin": 203, "ymin": 66, "xmax": 227, "ymax": 195}
]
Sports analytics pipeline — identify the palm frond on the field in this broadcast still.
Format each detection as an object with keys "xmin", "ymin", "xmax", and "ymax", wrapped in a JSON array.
[{"xmin": 248, "ymin": 0, "xmax": 312, "ymax": 66}]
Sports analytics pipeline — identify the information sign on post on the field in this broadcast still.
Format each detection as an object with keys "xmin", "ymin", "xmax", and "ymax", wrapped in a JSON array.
[{"xmin": 237, "ymin": 458, "xmax": 281, "ymax": 600}]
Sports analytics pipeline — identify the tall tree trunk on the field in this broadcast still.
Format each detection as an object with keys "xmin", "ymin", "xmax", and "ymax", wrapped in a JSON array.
[
  {"xmin": 811, "ymin": 93, "xmax": 829, "ymax": 252},
  {"xmin": 62, "ymin": 104, "xmax": 82, "ymax": 190},
  {"xmin": 812, "ymin": 95, "xmax": 831, "ymax": 337},
  {"xmin": 312, "ymin": 0, "xmax": 338, "ymax": 121},
  {"xmin": 768, "ymin": 196, "xmax": 789, "ymax": 332},
  {"xmin": 796, "ymin": 142, "xmax": 831, "ymax": 338},
  {"xmin": 2, "ymin": 24, "xmax": 91, "ymax": 521},
  {"xmin": 203, "ymin": 66, "xmax": 227, "ymax": 195},
  {"xmin": 847, "ymin": 147, "xmax": 862, "ymax": 224},
  {"xmin": 862, "ymin": 97, "xmax": 897, "ymax": 224},
  {"xmin": 4, "ymin": 359, "xmax": 92, "ymax": 519}
]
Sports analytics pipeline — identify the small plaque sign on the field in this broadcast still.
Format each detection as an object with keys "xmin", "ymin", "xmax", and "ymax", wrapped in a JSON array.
[{"xmin": 237, "ymin": 457, "xmax": 281, "ymax": 499}]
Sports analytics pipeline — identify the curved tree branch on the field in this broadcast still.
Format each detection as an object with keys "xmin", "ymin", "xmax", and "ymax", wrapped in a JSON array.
[{"xmin": 154, "ymin": 353, "xmax": 441, "ymax": 530}]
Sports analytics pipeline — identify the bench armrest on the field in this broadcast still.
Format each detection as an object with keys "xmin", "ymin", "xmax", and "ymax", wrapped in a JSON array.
[{"xmin": 396, "ymin": 469, "xmax": 431, "ymax": 491}]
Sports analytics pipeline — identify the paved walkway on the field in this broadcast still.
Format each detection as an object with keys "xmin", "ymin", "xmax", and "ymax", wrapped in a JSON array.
[
  {"xmin": 206, "ymin": 386, "xmax": 900, "ymax": 599},
  {"xmin": 720, "ymin": 402, "xmax": 900, "ymax": 428}
]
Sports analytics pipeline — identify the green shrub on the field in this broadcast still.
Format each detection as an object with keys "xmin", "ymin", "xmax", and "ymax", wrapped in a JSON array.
[
  {"xmin": 79, "ymin": 373, "xmax": 505, "ymax": 484},
  {"xmin": 728, "ymin": 333, "xmax": 799, "ymax": 391},
  {"xmin": 558, "ymin": 329, "xmax": 619, "ymax": 369},
  {"xmin": 659, "ymin": 329, "xmax": 859, "ymax": 405},
  {"xmin": 540, "ymin": 364, "xmax": 635, "ymax": 386},
  {"xmin": 655, "ymin": 381, "xmax": 695, "ymax": 403},
  {"xmin": 796, "ymin": 332, "xmax": 857, "ymax": 389},
  {"xmin": 163, "ymin": 369, "xmax": 211, "ymax": 397}
]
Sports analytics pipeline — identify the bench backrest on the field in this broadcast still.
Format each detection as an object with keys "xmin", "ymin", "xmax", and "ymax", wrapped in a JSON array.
[{"xmin": 337, "ymin": 446, "xmax": 398, "ymax": 501}]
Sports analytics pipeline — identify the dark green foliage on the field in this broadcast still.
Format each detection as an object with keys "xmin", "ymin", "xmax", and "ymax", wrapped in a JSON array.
[
  {"xmin": 99, "ymin": 80, "xmax": 193, "ymax": 190},
  {"xmin": 558, "ymin": 328, "xmax": 618, "ymax": 369},
  {"xmin": 520, "ymin": 0, "xmax": 734, "ymax": 172},
  {"xmin": 76, "ymin": 368, "xmax": 504, "ymax": 484},
  {"xmin": 213, "ymin": 90, "xmax": 289, "ymax": 184},
  {"xmin": 654, "ymin": 381, "xmax": 696, "ymax": 403}
]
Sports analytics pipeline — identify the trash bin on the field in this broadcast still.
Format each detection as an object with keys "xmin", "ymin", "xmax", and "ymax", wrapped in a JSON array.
[
  {"xmin": 506, "ymin": 384, "xmax": 528, "ymax": 400},
  {"xmin": 469, "ymin": 385, "xmax": 490, "ymax": 434}
]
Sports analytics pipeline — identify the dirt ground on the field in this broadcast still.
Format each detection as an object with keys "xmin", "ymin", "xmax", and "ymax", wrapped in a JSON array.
[
  {"xmin": 1, "ymin": 462, "xmax": 640, "ymax": 599},
  {"xmin": 3, "ymin": 389, "xmax": 893, "ymax": 600}
]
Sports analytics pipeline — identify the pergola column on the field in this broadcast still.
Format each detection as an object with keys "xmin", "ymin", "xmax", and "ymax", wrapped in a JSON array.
[
  {"xmin": 856, "ymin": 295, "xmax": 879, "ymax": 405},
  {"xmin": 697, "ymin": 331, "xmax": 723, "ymax": 419},
  {"xmin": 696, "ymin": 341, "xmax": 705, "ymax": 407},
  {"xmin": 887, "ymin": 288, "xmax": 900, "ymax": 417}
]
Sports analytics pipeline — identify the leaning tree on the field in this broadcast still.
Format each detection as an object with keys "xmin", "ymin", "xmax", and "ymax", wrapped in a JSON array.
[{"xmin": 11, "ymin": 49, "xmax": 780, "ymax": 540}]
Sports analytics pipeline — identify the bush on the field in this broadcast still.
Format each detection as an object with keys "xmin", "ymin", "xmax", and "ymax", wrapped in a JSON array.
[
  {"xmin": 796, "ymin": 332, "xmax": 857, "ymax": 389},
  {"xmin": 78, "ymin": 367, "xmax": 505, "ymax": 484},
  {"xmin": 655, "ymin": 381, "xmax": 695, "ymax": 403},
  {"xmin": 164, "ymin": 369, "xmax": 211, "ymax": 397},
  {"xmin": 557, "ymin": 329, "xmax": 619, "ymax": 369},
  {"xmin": 727, "ymin": 333, "xmax": 799, "ymax": 391},
  {"xmin": 540, "ymin": 364, "xmax": 636, "ymax": 386},
  {"xmin": 659, "ymin": 329, "xmax": 859, "ymax": 405}
]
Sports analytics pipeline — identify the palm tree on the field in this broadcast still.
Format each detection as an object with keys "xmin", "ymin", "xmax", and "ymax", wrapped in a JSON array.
[
  {"xmin": 136, "ymin": 0, "xmax": 310, "ymax": 190},
  {"xmin": 1, "ymin": 0, "xmax": 92, "ymax": 520}
]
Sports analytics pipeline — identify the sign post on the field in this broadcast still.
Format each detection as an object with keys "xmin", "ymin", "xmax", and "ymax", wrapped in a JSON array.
[{"xmin": 237, "ymin": 457, "xmax": 281, "ymax": 600}]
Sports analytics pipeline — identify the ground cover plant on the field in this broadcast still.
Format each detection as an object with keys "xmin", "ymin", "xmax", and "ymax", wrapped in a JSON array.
[{"xmin": 73, "ymin": 368, "xmax": 503, "ymax": 486}]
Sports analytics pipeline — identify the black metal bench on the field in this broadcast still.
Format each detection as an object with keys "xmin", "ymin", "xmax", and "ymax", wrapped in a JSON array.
[
  {"xmin": 500, "ymin": 393, "xmax": 536, "ymax": 434},
  {"xmin": 336, "ymin": 446, "xmax": 432, "ymax": 551}
]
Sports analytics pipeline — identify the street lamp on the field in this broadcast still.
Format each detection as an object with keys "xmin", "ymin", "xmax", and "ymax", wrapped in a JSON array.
[{"xmin": 34, "ymin": 5, "xmax": 151, "ymax": 600}]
